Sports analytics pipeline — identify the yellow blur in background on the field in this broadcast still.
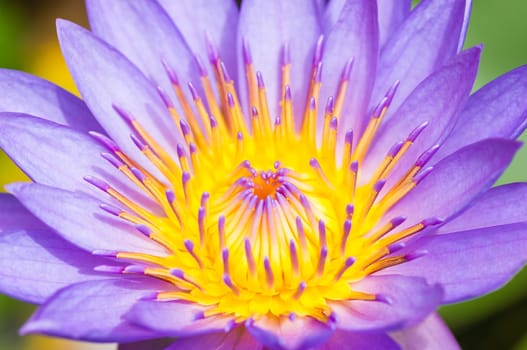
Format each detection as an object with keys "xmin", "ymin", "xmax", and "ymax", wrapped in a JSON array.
[
  {"xmin": 0, "ymin": 2, "xmax": 113, "ymax": 349},
  {"xmin": 1, "ymin": 0, "xmax": 527, "ymax": 349}
]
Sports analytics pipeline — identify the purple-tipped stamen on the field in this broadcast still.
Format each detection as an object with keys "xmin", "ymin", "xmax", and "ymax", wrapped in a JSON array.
[
  {"xmin": 313, "ymin": 35, "xmax": 325, "ymax": 65},
  {"xmin": 325, "ymin": 96, "xmax": 335, "ymax": 114},
  {"xmin": 113, "ymin": 104, "xmax": 134, "ymax": 124},
  {"xmin": 385, "ymin": 80, "xmax": 400, "ymax": 106},
  {"xmin": 375, "ymin": 294, "xmax": 393, "ymax": 305},
  {"xmin": 263, "ymin": 256, "xmax": 274, "ymax": 288},
  {"xmin": 135, "ymin": 224, "xmax": 152, "ymax": 237},
  {"xmin": 244, "ymin": 238, "xmax": 257, "ymax": 275},
  {"xmin": 388, "ymin": 141, "xmax": 404, "ymax": 157},
  {"xmin": 220, "ymin": 61, "xmax": 232, "ymax": 82},
  {"xmin": 157, "ymin": 85, "xmax": 174, "ymax": 109},
  {"xmin": 317, "ymin": 246, "xmax": 328, "ymax": 275},
  {"xmin": 293, "ymin": 281, "xmax": 307, "ymax": 299},
  {"xmin": 341, "ymin": 219, "xmax": 352, "ymax": 254},
  {"xmin": 162, "ymin": 59, "xmax": 180, "ymax": 85},
  {"xmin": 84, "ymin": 176, "xmax": 110, "ymax": 192},
  {"xmin": 318, "ymin": 219, "xmax": 327, "ymax": 247},
  {"xmin": 242, "ymin": 38, "xmax": 253, "ymax": 65},
  {"xmin": 92, "ymin": 250, "xmax": 118, "ymax": 258},
  {"xmin": 94, "ymin": 265, "xmax": 124, "ymax": 274},
  {"xmin": 289, "ymin": 239, "xmax": 299, "ymax": 274},
  {"xmin": 194, "ymin": 55, "xmax": 207, "ymax": 77},
  {"xmin": 99, "ymin": 203, "xmax": 122, "ymax": 216},
  {"xmin": 407, "ymin": 121, "xmax": 429, "ymax": 142},
  {"xmin": 414, "ymin": 166, "xmax": 434, "ymax": 184},
  {"xmin": 124, "ymin": 265, "xmax": 146, "ymax": 274},
  {"xmin": 100, "ymin": 152, "xmax": 124, "ymax": 168},
  {"xmin": 256, "ymin": 71, "xmax": 265, "ymax": 88},
  {"xmin": 341, "ymin": 58, "xmax": 354, "ymax": 82},
  {"xmin": 416, "ymin": 144, "xmax": 441, "ymax": 167},
  {"xmin": 188, "ymin": 82, "xmax": 200, "ymax": 101}
]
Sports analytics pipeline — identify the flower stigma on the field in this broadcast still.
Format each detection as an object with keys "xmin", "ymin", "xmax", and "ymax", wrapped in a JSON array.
[{"xmin": 88, "ymin": 38, "xmax": 441, "ymax": 323}]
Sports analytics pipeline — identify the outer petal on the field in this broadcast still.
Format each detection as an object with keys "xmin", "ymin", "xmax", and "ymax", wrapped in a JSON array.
[
  {"xmin": 319, "ymin": 329, "xmax": 400, "ymax": 350},
  {"xmin": 319, "ymin": 0, "xmax": 379, "ymax": 139},
  {"xmin": 246, "ymin": 315, "xmax": 335, "ymax": 350},
  {"xmin": 390, "ymin": 313, "xmax": 460, "ymax": 350},
  {"xmin": 371, "ymin": 0, "xmax": 466, "ymax": 116},
  {"xmin": 322, "ymin": 0, "xmax": 345, "ymax": 28},
  {"xmin": 362, "ymin": 46, "xmax": 480, "ymax": 184},
  {"xmin": 0, "ymin": 69, "xmax": 101, "ymax": 133},
  {"xmin": 237, "ymin": 0, "xmax": 321, "ymax": 120},
  {"xmin": 331, "ymin": 275, "xmax": 442, "ymax": 332},
  {"xmin": 437, "ymin": 183, "xmax": 527, "ymax": 233},
  {"xmin": 118, "ymin": 339, "xmax": 174, "ymax": 350},
  {"xmin": 0, "ymin": 113, "xmax": 154, "ymax": 209},
  {"xmin": 165, "ymin": 327, "xmax": 263, "ymax": 350},
  {"xmin": 0, "ymin": 194, "xmax": 107, "ymax": 304},
  {"xmin": 86, "ymin": 0, "xmax": 200, "ymax": 117},
  {"xmin": 126, "ymin": 300, "xmax": 232, "ymax": 337},
  {"xmin": 377, "ymin": 0, "xmax": 411, "ymax": 48},
  {"xmin": 7, "ymin": 183, "xmax": 165, "ymax": 255},
  {"xmin": 0, "ymin": 193, "xmax": 42, "ymax": 231},
  {"xmin": 0, "ymin": 228, "xmax": 107, "ymax": 304},
  {"xmin": 57, "ymin": 19, "xmax": 180, "ymax": 175},
  {"xmin": 385, "ymin": 138, "xmax": 521, "ymax": 230},
  {"xmin": 432, "ymin": 65, "xmax": 527, "ymax": 163},
  {"xmin": 457, "ymin": 0, "xmax": 472, "ymax": 52},
  {"xmin": 386, "ymin": 223, "xmax": 527, "ymax": 303},
  {"xmin": 20, "ymin": 278, "xmax": 166, "ymax": 342},
  {"xmin": 157, "ymin": 0, "xmax": 239, "ymax": 77}
]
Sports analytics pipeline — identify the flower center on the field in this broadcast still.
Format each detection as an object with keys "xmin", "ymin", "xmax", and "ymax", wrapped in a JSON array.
[
  {"xmin": 88, "ymin": 39, "xmax": 440, "ymax": 322},
  {"xmin": 251, "ymin": 169, "xmax": 282, "ymax": 199}
]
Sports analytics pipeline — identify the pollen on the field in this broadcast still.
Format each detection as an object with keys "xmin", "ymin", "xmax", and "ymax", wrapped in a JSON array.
[{"xmin": 88, "ymin": 38, "xmax": 440, "ymax": 322}]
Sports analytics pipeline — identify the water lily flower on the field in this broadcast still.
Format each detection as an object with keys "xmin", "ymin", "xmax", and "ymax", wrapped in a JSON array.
[{"xmin": 1, "ymin": 0, "xmax": 527, "ymax": 349}]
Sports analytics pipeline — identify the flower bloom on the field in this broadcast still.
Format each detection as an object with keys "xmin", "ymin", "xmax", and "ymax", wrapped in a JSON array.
[{"xmin": 1, "ymin": 0, "xmax": 527, "ymax": 349}]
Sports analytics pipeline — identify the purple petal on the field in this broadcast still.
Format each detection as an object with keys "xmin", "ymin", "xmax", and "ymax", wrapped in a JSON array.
[
  {"xmin": 0, "ymin": 69, "xmax": 101, "ymax": 133},
  {"xmin": 331, "ymin": 275, "xmax": 442, "ymax": 332},
  {"xmin": 0, "ymin": 193, "xmax": 43, "ymax": 231},
  {"xmin": 118, "ymin": 339, "xmax": 174, "ymax": 350},
  {"xmin": 377, "ymin": 0, "xmax": 411, "ymax": 48},
  {"xmin": 385, "ymin": 223, "xmax": 527, "ymax": 303},
  {"xmin": 8, "ymin": 182, "xmax": 165, "ymax": 255},
  {"xmin": 20, "ymin": 278, "xmax": 167, "ymax": 342},
  {"xmin": 126, "ymin": 300, "xmax": 232, "ymax": 337},
  {"xmin": 165, "ymin": 327, "xmax": 263, "ymax": 350},
  {"xmin": 57, "ymin": 19, "xmax": 180, "ymax": 175},
  {"xmin": 0, "ymin": 194, "xmax": 109, "ymax": 303},
  {"xmin": 390, "ymin": 312, "xmax": 460, "ymax": 350},
  {"xmin": 362, "ymin": 47, "xmax": 480, "ymax": 184},
  {"xmin": 0, "ymin": 113, "xmax": 155, "ymax": 209},
  {"xmin": 371, "ymin": 0, "xmax": 466, "ymax": 116},
  {"xmin": 86, "ymin": 1, "xmax": 200, "ymax": 119},
  {"xmin": 0, "ymin": 112, "xmax": 105, "ymax": 192},
  {"xmin": 246, "ymin": 315, "xmax": 335, "ymax": 350},
  {"xmin": 322, "ymin": 0, "xmax": 345, "ymax": 28},
  {"xmin": 457, "ymin": 0, "xmax": 473, "ymax": 52},
  {"xmin": 157, "ymin": 0, "xmax": 239, "ymax": 79},
  {"xmin": 0, "ymin": 228, "xmax": 108, "ymax": 304},
  {"xmin": 319, "ymin": 0, "xmax": 379, "ymax": 139},
  {"xmin": 437, "ymin": 183, "xmax": 527, "ymax": 233},
  {"xmin": 237, "ymin": 0, "xmax": 321, "ymax": 120},
  {"xmin": 432, "ymin": 65, "xmax": 527, "ymax": 163},
  {"xmin": 318, "ymin": 329, "xmax": 400, "ymax": 350},
  {"xmin": 384, "ymin": 138, "xmax": 520, "ymax": 231}
]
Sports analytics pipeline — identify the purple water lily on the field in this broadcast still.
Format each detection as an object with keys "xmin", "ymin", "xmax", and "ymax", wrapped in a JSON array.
[{"xmin": 1, "ymin": 0, "xmax": 527, "ymax": 349}]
